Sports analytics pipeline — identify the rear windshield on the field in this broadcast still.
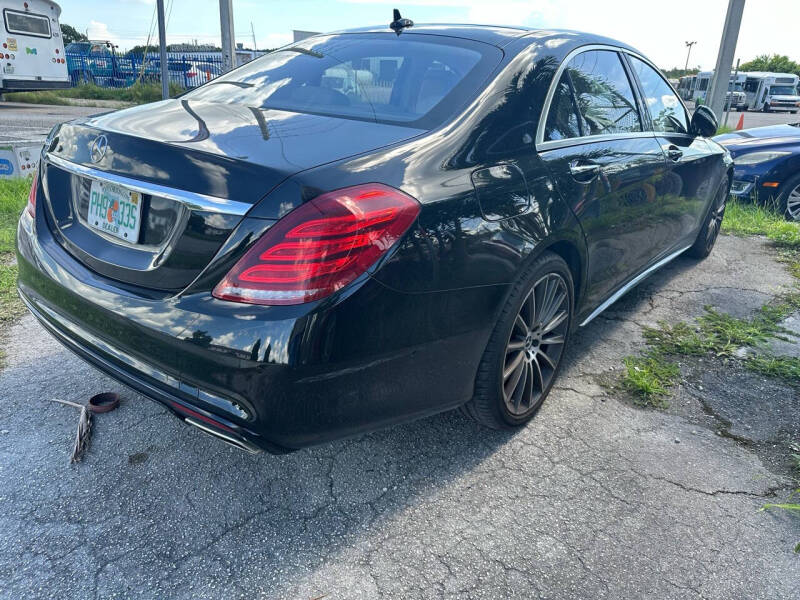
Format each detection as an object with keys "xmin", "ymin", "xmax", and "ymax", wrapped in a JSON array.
[
  {"xmin": 3, "ymin": 9, "xmax": 51, "ymax": 38},
  {"xmin": 183, "ymin": 33, "xmax": 501, "ymax": 128}
]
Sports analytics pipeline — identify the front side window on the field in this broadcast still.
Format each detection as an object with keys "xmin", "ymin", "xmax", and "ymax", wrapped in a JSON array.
[
  {"xmin": 563, "ymin": 50, "xmax": 641, "ymax": 137},
  {"xmin": 3, "ymin": 9, "xmax": 51, "ymax": 38},
  {"xmin": 629, "ymin": 56, "xmax": 688, "ymax": 134},
  {"xmin": 183, "ymin": 34, "xmax": 500, "ymax": 128}
]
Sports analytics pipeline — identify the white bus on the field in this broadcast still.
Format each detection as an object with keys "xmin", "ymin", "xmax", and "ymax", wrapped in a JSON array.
[
  {"xmin": 742, "ymin": 72, "xmax": 800, "ymax": 113},
  {"xmin": 677, "ymin": 75, "xmax": 695, "ymax": 101},
  {"xmin": 693, "ymin": 71, "xmax": 713, "ymax": 103},
  {"xmin": 1, "ymin": 0, "xmax": 68, "ymax": 93},
  {"xmin": 677, "ymin": 72, "xmax": 714, "ymax": 104}
]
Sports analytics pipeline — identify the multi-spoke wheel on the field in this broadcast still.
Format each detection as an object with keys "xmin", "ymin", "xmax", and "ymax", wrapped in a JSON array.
[
  {"xmin": 704, "ymin": 186, "xmax": 726, "ymax": 251},
  {"xmin": 785, "ymin": 185, "xmax": 800, "ymax": 221},
  {"xmin": 777, "ymin": 174, "xmax": 800, "ymax": 222},
  {"xmin": 502, "ymin": 273, "xmax": 569, "ymax": 416},
  {"xmin": 463, "ymin": 252, "xmax": 574, "ymax": 429},
  {"xmin": 688, "ymin": 180, "xmax": 728, "ymax": 259}
]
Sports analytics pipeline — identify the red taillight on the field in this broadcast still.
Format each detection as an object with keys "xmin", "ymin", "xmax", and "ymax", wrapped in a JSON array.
[
  {"xmin": 187, "ymin": 71, "xmax": 197, "ymax": 78},
  {"xmin": 213, "ymin": 183, "xmax": 420, "ymax": 305},
  {"xmin": 26, "ymin": 166, "xmax": 38, "ymax": 218}
]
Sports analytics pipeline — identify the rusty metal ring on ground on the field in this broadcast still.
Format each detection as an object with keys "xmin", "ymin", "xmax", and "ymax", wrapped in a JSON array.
[{"xmin": 87, "ymin": 392, "xmax": 120, "ymax": 414}]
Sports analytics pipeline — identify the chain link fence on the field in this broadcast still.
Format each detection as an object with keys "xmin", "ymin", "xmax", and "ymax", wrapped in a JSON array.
[{"xmin": 65, "ymin": 52, "xmax": 227, "ymax": 90}]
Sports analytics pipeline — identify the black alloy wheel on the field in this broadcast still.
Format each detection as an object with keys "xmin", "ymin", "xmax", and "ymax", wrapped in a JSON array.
[
  {"xmin": 502, "ymin": 273, "xmax": 570, "ymax": 416},
  {"xmin": 463, "ymin": 252, "xmax": 574, "ymax": 429}
]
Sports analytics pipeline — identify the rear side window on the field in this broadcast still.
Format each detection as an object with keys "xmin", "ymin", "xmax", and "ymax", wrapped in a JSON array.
[
  {"xmin": 184, "ymin": 33, "xmax": 501, "ymax": 129},
  {"xmin": 565, "ymin": 50, "xmax": 642, "ymax": 136},
  {"xmin": 544, "ymin": 71, "xmax": 582, "ymax": 141},
  {"xmin": 3, "ymin": 9, "xmax": 51, "ymax": 38},
  {"xmin": 629, "ymin": 56, "xmax": 688, "ymax": 134}
]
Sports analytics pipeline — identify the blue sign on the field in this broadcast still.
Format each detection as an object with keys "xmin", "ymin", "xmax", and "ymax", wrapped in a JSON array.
[{"xmin": 0, "ymin": 159, "xmax": 14, "ymax": 176}]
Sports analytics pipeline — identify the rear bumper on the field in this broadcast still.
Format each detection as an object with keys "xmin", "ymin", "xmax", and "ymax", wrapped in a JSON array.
[
  {"xmin": 1, "ymin": 79, "xmax": 71, "ymax": 92},
  {"xmin": 16, "ymin": 209, "xmax": 500, "ymax": 451}
]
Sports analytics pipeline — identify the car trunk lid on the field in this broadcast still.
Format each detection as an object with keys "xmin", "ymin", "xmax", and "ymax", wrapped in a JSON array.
[{"xmin": 41, "ymin": 99, "xmax": 424, "ymax": 292}]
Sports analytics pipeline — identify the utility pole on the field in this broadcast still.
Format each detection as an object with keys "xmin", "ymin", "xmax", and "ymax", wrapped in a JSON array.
[
  {"xmin": 251, "ymin": 22, "xmax": 257, "ymax": 53},
  {"xmin": 723, "ymin": 58, "xmax": 741, "ymax": 128},
  {"xmin": 684, "ymin": 41, "xmax": 696, "ymax": 72},
  {"xmin": 156, "ymin": 0, "xmax": 169, "ymax": 100},
  {"xmin": 219, "ymin": 0, "xmax": 236, "ymax": 73},
  {"xmin": 706, "ymin": 0, "xmax": 746, "ymax": 120}
]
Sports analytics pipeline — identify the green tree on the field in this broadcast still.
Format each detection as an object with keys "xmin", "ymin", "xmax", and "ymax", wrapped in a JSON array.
[
  {"xmin": 662, "ymin": 67, "xmax": 700, "ymax": 80},
  {"xmin": 127, "ymin": 45, "xmax": 151, "ymax": 56},
  {"xmin": 739, "ymin": 54, "xmax": 800, "ymax": 76},
  {"xmin": 60, "ymin": 23, "xmax": 87, "ymax": 45}
]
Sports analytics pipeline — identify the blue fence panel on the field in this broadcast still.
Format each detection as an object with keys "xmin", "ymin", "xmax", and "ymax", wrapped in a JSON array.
[{"xmin": 64, "ymin": 51, "xmax": 228, "ymax": 90}]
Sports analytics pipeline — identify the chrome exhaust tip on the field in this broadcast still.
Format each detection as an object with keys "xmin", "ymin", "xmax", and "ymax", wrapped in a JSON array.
[{"xmin": 184, "ymin": 417, "xmax": 262, "ymax": 454}]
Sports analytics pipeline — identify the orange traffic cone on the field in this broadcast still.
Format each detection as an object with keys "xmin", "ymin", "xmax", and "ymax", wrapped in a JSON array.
[{"xmin": 736, "ymin": 113, "xmax": 744, "ymax": 130}]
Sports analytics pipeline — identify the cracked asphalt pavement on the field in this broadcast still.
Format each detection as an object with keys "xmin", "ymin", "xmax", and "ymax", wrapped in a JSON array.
[{"xmin": 1, "ymin": 234, "xmax": 799, "ymax": 599}]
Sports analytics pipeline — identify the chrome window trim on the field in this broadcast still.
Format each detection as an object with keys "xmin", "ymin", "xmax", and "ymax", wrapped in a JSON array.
[
  {"xmin": 538, "ymin": 131, "xmax": 656, "ymax": 152},
  {"xmin": 536, "ymin": 44, "xmax": 694, "ymax": 151},
  {"xmin": 45, "ymin": 154, "xmax": 252, "ymax": 216}
]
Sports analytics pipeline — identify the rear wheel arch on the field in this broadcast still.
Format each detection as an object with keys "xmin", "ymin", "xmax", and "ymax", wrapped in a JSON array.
[{"xmin": 543, "ymin": 239, "xmax": 584, "ymax": 311}]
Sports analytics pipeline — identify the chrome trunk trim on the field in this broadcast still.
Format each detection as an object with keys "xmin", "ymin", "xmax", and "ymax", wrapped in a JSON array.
[{"xmin": 45, "ymin": 154, "xmax": 252, "ymax": 216}]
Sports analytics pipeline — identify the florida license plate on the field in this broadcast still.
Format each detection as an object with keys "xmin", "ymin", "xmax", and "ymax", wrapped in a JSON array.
[{"xmin": 88, "ymin": 180, "xmax": 142, "ymax": 243}]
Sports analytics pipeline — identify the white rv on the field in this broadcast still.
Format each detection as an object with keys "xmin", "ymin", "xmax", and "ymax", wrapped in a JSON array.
[
  {"xmin": 742, "ymin": 72, "xmax": 800, "ymax": 113},
  {"xmin": 0, "ymin": 0, "xmax": 68, "ymax": 93}
]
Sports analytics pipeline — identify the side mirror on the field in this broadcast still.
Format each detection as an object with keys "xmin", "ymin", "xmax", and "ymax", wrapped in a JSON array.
[{"xmin": 690, "ymin": 105, "xmax": 718, "ymax": 137}]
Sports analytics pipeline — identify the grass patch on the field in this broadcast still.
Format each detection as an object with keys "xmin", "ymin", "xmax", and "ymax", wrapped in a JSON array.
[
  {"xmin": 0, "ymin": 263, "xmax": 24, "ymax": 323},
  {"xmin": 0, "ymin": 177, "xmax": 29, "ymax": 254},
  {"xmin": 747, "ymin": 355, "xmax": 800, "ymax": 380},
  {"xmin": 642, "ymin": 293, "xmax": 800, "ymax": 360},
  {"xmin": 4, "ymin": 82, "xmax": 184, "ymax": 106},
  {"xmin": 619, "ymin": 200, "xmax": 800, "ymax": 402},
  {"xmin": 721, "ymin": 199, "xmax": 800, "ymax": 249},
  {"xmin": 621, "ymin": 354, "xmax": 680, "ymax": 407},
  {"xmin": 762, "ymin": 489, "xmax": 800, "ymax": 553},
  {"xmin": 619, "ymin": 294, "xmax": 800, "ymax": 405},
  {"xmin": 0, "ymin": 177, "xmax": 29, "ymax": 327}
]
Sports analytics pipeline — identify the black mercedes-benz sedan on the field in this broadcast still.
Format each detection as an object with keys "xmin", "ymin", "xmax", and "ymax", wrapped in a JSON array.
[{"xmin": 17, "ymin": 23, "xmax": 732, "ymax": 453}]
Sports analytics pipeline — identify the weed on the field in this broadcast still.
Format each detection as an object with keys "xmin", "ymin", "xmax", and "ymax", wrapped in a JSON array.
[
  {"xmin": 621, "ymin": 354, "xmax": 680, "ymax": 407},
  {"xmin": 746, "ymin": 355, "xmax": 800, "ymax": 381},
  {"xmin": 643, "ymin": 320, "xmax": 712, "ymax": 356}
]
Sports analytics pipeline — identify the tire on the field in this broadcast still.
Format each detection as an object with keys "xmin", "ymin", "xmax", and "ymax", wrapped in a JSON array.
[
  {"xmin": 777, "ymin": 173, "xmax": 800, "ymax": 222},
  {"xmin": 462, "ymin": 251, "xmax": 574, "ymax": 430},
  {"xmin": 687, "ymin": 179, "xmax": 728, "ymax": 259}
]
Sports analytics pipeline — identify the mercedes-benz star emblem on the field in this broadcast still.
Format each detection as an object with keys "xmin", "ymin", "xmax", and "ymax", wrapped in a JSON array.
[{"xmin": 90, "ymin": 135, "xmax": 108, "ymax": 163}]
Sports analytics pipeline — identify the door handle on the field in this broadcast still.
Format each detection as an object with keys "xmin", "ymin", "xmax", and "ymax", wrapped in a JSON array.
[
  {"xmin": 569, "ymin": 160, "xmax": 600, "ymax": 183},
  {"xmin": 666, "ymin": 145, "xmax": 683, "ymax": 162}
]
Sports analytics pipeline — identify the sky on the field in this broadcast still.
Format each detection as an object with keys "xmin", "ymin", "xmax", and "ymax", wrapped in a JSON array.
[{"xmin": 59, "ymin": 0, "xmax": 799, "ymax": 70}]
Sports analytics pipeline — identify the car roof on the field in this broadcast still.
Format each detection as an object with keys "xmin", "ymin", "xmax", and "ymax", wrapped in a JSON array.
[{"xmin": 326, "ymin": 23, "xmax": 639, "ymax": 54}]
